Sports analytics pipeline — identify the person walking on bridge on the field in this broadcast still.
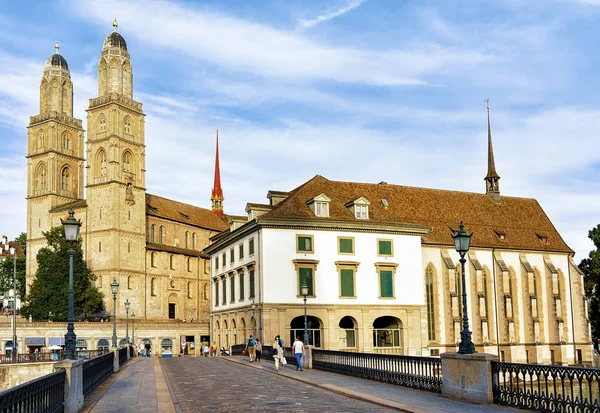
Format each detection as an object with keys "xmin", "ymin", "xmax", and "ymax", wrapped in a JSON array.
[{"xmin": 293, "ymin": 336, "xmax": 305, "ymax": 371}]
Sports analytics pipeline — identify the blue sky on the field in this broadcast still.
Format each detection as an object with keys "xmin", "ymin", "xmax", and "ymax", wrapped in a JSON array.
[{"xmin": 0, "ymin": 0, "xmax": 599, "ymax": 258}]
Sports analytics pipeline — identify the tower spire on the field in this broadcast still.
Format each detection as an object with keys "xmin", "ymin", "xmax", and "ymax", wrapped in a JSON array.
[
  {"xmin": 211, "ymin": 126, "xmax": 224, "ymax": 217},
  {"xmin": 484, "ymin": 99, "xmax": 501, "ymax": 203}
]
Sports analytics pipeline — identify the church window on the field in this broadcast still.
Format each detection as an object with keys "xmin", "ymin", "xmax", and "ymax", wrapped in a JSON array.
[
  {"xmin": 151, "ymin": 252, "xmax": 156, "ymax": 267},
  {"xmin": 99, "ymin": 115, "xmax": 106, "ymax": 133},
  {"xmin": 159, "ymin": 226, "xmax": 163, "ymax": 244},
  {"xmin": 38, "ymin": 131, "xmax": 45, "ymax": 148},
  {"xmin": 122, "ymin": 151, "xmax": 132, "ymax": 172},
  {"xmin": 425, "ymin": 265, "xmax": 436, "ymax": 341},
  {"xmin": 203, "ymin": 283, "xmax": 208, "ymax": 300},
  {"xmin": 170, "ymin": 255, "xmax": 175, "ymax": 270},
  {"xmin": 185, "ymin": 231, "xmax": 189, "ymax": 249},
  {"xmin": 124, "ymin": 116, "xmax": 131, "ymax": 134},
  {"xmin": 97, "ymin": 150, "xmax": 107, "ymax": 177},
  {"xmin": 150, "ymin": 225, "xmax": 155, "ymax": 243},
  {"xmin": 62, "ymin": 132, "xmax": 70, "ymax": 149},
  {"xmin": 187, "ymin": 257, "xmax": 191, "ymax": 272},
  {"xmin": 127, "ymin": 276, "xmax": 132, "ymax": 290},
  {"xmin": 37, "ymin": 164, "xmax": 47, "ymax": 191},
  {"xmin": 62, "ymin": 84, "xmax": 68, "ymax": 113},
  {"xmin": 187, "ymin": 282, "xmax": 192, "ymax": 299},
  {"xmin": 61, "ymin": 167, "xmax": 70, "ymax": 191},
  {"xmin": 98, "ymin": 242, "xmax": 102, "ymax": 252},
  {"xmin": 128, "ymin": 242, "xmax": 130, "ymax": 253},
  {"xmin": 192, "ymin": 233, "xmax": 196, "ymax": 250},
  {"xmin": 151, "ymin": 278, "xmax": 157, "ymax": 296}
]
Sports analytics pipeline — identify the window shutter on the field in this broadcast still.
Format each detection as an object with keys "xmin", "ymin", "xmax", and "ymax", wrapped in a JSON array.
[
  {"xmin": 341, "ymin": 269, "xmax": 354, "ymax": 297},
  {"xmin": 249, "ymin": 239, "xmax": 254, "ymax": 255},
  {"xmin": 299, "ymin": 268, "xmax": 313, "ymax": 296},
  {"xmin": 239, "ymin": 273, "xmax": 245, "ymax": 299},
  {"xmin": 380, "ymin": 270, "xmax": 393, "ymax": 297},
  {"xmin": 249, "ymin": 270, "xmax": 255, "ymax": 298},
  {"xmin": 378, "ymin": 240, "xmax": 392, "ymax": 255},
  {"xmin": 339, "ymin": 238, "xmax": 353, "ymax": 253}
]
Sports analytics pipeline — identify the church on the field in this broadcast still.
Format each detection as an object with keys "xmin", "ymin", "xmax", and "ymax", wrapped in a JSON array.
[{"xmin": 23, "ymin": 20, "xmax": 228, "ymax": 354}]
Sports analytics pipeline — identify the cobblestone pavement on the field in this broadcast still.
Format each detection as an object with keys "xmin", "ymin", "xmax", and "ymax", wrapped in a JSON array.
[{"xmin": 160, "ymin": 357, "xmax": 398, "ymax": 412}]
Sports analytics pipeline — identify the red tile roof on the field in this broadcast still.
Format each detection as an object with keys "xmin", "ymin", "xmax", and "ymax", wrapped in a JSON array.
[{"xmin": 146, "ymin": 194, "xmax": 229, "ymax": 232}]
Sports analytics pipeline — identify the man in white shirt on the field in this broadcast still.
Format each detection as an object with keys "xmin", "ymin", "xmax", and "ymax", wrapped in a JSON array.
[{"xmin": 293, "ymin": 336, "xmax": 305, "ymax": 371}]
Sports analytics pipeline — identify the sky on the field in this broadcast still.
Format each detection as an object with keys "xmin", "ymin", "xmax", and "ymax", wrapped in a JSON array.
[{"xmin": 0, "ymin": 0, "xmax": 599, "ymax": 259}]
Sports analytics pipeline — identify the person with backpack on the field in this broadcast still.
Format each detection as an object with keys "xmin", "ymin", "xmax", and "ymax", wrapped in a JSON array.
[
  {"xmin": 272, "ymin": 335, "xmax": 284, "ymax": 372},
  {"xmin": 255, "ymin": 338, "xmax": 262, "ymax": 362},
  {"xmin": 245, "ymin": 335, "xmax": 256, "ymax": 362}
]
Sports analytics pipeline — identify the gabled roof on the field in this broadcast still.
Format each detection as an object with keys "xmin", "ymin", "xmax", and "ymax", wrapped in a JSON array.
[
  {"xmin": 260, "ymin": 175, "xmax": 572, "ymax": 253},
  {"xmin": 50, "ymin": 199, "xmax": 87, "ymax": 213},
  {"xmin": 146, "ymin": 194, "xmax": 228, "ymax": 231},
  {"xmin": 0, "ymin": 242, "xmax": 24, "ymax": 258}
]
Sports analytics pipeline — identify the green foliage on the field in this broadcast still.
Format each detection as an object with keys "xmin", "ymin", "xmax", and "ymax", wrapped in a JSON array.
[
  {"xmin": 0, "ymin": 256, "xmax": 26, "ymax": 299},
  {"xmin": 579, "ymin": 224, "xmax": 600, "ymax": 338},
  {"xmin": 21, "ymin": 227, "xmax": 105, "ymax": 321},
  {"xmin": 14, "ymin": 233, "xmax": 27, "ymax": 255}
]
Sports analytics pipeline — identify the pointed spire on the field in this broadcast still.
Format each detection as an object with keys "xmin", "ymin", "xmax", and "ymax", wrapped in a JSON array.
[
  {"xmin": 55, "ymin": 41, "xmax": 60, "ymax": 54},
  {"xmin": 211, "ymin": 125, "xmax": 224, "ymax": 217},
  {"xmin": 113, "ymin": 17, "xmax": 118, "ymax": 32},
  {"xmin": 484, "ymin": 99, "xmax": 501, "ymax": 202}
]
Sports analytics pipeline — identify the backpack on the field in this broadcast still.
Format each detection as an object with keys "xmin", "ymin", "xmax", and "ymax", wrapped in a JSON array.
[{"xmin": 278, "ymin": 339, "xmax": 284, "ymax": 348}]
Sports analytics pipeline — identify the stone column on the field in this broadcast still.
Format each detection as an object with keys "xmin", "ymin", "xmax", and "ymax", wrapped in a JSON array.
[
  {"xmin": 441, "ymin": 352, "xmax": 498, "ymax": 404},
  {"xmin": 113, "ymin": 348, "xmax": 119, "ymax": 373},
  {"xmin": 305, "ymin": 345, "xmax": 313, "ymax": 369},
  {"xmin": 54, "ymin": 359, "xmax": 84, "ymax": 413}
]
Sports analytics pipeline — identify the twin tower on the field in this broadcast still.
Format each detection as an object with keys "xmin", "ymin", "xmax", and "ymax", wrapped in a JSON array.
[{"xmin": 25, "ymin": 20, "xmax": 147, "ymax": 287}]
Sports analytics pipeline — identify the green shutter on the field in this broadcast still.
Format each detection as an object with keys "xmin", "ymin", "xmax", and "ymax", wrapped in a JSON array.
[
  {"xmin": 215, "ymin": 282, "xmax": 219, "ymax": 305},
  {"xmin": 339, "ymin": 238, "xmax": 353, "ymax": 253},
  {"xmin": 298, "ymin": 236, "xmax": 312, "ymax": 252},
  {"xmin": 378, "ymin": 240, "xmax": 392, "ymax": 255},
  {"xmin": 299, "ymin": 268, "xmax": 313, "ymax": 296},
  {"xmin": 249, "ymin": 270, "xmax": 255, "ymax": 298},
  {"xmin": 249, "ymin": 239, "xmax": 254, "ymax": 255},
  {"xmin": 380, "ymin": 270, "xmax": 393, "ymax": 297},
  {"xmin": 239, "ymin": 245, "xmax": 244, "ymax": 259},
  {"xmin": 239, "ymin": 273, "xmax": 245, "ymax": 299},
  {"xmin": 222, "ymin": 281, "xmax": 226, "ymax": 304},
  {"xmin": 340, "ymin": 269, "xmax": 354, "ymax": 297}
]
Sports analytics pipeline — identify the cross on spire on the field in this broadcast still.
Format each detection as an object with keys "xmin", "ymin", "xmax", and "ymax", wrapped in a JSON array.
[
  {"xmin": 113, "ymin": 17, "xmax": 118, "ymax": 31},
  {"xmin": 55, "ymin": 41, "xmax": 60, "ymax": 54}
]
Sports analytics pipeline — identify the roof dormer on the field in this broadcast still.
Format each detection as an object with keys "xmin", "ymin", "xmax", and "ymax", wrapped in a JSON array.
[
  {"xmin": 345, "ymin": 197, "xmax": 370, "ymax": 219},
  {"xmin": 306, "ymin": 193, "xmax": 331, "ymax": 217}
]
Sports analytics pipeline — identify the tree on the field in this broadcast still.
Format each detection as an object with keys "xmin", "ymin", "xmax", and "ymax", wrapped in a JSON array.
[
  {"xmin": 14, "ymin": 232, "xmax": 27, "ymax": 255},
  {"xmin": 580, "ymin": 224, "xmax": 600, "ymax": 338},
  {"xmin": 21, "ymin": 227, "xmax": 105, "ymax": 321}
]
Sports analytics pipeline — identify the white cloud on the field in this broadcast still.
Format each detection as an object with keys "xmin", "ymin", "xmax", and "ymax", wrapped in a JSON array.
[{"xmin": 296, "ymin": 0, "xmax": 366, "ymax": 31}]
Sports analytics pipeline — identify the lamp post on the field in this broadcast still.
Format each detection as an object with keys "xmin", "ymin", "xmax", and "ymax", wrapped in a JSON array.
[
  {"xmin": 300, "ymin": 280, "xmax": 309, "ymax": 345},
  {"xmin": 131, "ymin": 312, "xmax": 135, "ymax": 346},
  {"xmin": 251, "ymin": 300, "xmax": 256, "ymax": 337},
  {"xmin": 452, "ymin": 221, "xmax": 475, "ymax": 354},
  {"xmin": 61, "ymin": 208, "xmax": 81, "ymax": 360},
  {"xmin": 9, "ymin": 246, "xmax": 17, "ymax": 362},
  {"xmin": 124, "ymin": 299, "xmax": 130, "ymax": 345},
  {"xmin": 111, "ymin": 278, "xmax": 119, "ymax": 348}
]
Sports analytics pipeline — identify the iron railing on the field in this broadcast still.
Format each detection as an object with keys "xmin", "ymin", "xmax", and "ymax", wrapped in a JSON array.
[
  {"xmin": 0, "ymin": 353, "xmax": 57, "ymax": 364},
  {"xmin": 82, "ymin": 352, "xmax": 114, "ymax": 397},
  {"xmin": 76, "ymin": 349, "xmax": 109, "ymax": 360},
  {"xmin": 0, "ymin": 369, "xmax": 65, "ymax": 413},
  {"xmin": 492, "ymin": 361, "xmax": 600, "ymax": 412},
  {"xmin": 118, "ymin": 347, "xmax": 127, "ymax": 365},
  {"xmin": 312, "ymin": 349, "xmax": 442, "ymax": 393}
]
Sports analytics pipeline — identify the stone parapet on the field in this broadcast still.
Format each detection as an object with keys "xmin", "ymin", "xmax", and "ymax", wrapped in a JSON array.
[
  {"xmin": 441, "ymin": 352, "xmax": 498, "ymax": 404},
  {"xmin": 54, "ymin": 359, "xmax": 84, "ymax": 413}
]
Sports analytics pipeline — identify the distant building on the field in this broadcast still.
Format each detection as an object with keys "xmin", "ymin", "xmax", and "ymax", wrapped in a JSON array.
[{"xmin": 0, "ymin": 236, "xmax": 24, "ymax": 312}]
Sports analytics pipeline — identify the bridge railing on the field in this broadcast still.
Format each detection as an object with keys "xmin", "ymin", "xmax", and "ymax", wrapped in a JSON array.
[
  {"xmin": 312, "ymin": 349, "xmax": 442, "ymax": 393},
  {"xmin": 118, "ymin": 347, "xmax": 127, "ymax": 365},
  {"xmin": 82, "ymin": 352, "xmax": 114, "ymax": 397},
  {"xmin": 0, "ymin": 369, "xmax": 65, "ymax": 412},
  {"xmin": 492, "ymin": 360, "xmax": 600, "ymax": 412}
]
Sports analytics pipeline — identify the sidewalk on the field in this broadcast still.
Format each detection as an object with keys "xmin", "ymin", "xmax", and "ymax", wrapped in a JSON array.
[
  {"xmin": 224, "ymin": 356, "xmax": 521, "ymax": 413},
  {"xmin": 81, "ymin": 357, "xmax": 175, "ymax": 413}
]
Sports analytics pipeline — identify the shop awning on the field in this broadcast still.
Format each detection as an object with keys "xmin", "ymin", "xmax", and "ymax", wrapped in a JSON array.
[
  {"xmin": 49, "ymin": 337, "xmax": 66, "ymax": 346},
  {"xmin": 25, "ymin": 337, "xmax": 46, "ymax": 346}
]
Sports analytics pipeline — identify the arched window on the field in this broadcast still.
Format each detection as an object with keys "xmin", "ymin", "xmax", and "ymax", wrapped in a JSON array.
[
  {"xmin": 373, "ymin": 316, "xmax": 403, "ymax": 349},
  {"xmin": 151, "ymin": 278, "xmax": 157, "ymax": 296},
  {"xmin": 62, "ymin": 132, "xmax": 70, "ymax": 149},
  {"xmin": 203, "ymin": 283, "xmax": 209, "ymax": 300},
  {"xmin": 96, "ymin": 149, "xmax": 107, "ymax": 177},
  {"xmin": 339, "ymin": 316, "xmax": 357, "ymax": 348},
  {"xmin": 124, "ymin": 116, "xmax": 131, "ymax": 134},
  {"xmin": 150, "ymin": 225, "xmax": 155, "ymax": 243},
  {"xmin": 38, "ymin": 131, "xmax": 45, "ymax": 148},
  {"xmin": 99, "ymin": 115, "xmax": 106, "ymax": 132},
  {"xmin": 192, "ymin": 233, "xmax": 196, "ymax": 250},
  {"xmin": 61, "ymin": 166, "xmax": 70, "ymax": 191},
  {"xmin": 122, "ymin": 151, "xmax": 132, "ymax": 172},
  {"xmin": 290, "ymin": 316, "xmax": 321, "ymax": 347},
  {"xmin": 159, "ymin": 226, "xmax": 163, "ymax": 244},
  {"xmin": 97, "ymin": 339, "xmax": 109, "ymax": 349},
  {"xmin": 127, "ymin": 276, "xmax": 132, "ymax": 290},
  {"xmin": 425, "ymin": 265, "xmax": 436, "ymax": 341},
  {"xmin": 151, "ymin": 252, "xmax": 156, "ymax": 267},
  {"xmin": 187, "ymin": 257, "xmax": 191, "ymax": 272},
  {"xmin": 170, "ymin": 255, "xmax": 174, "ymax": 270},
  {"xmin": 185, "ymin": 231, "xmax": 189, "ymax": 249},
  {"xmin": 36, "ymin": 163, "xmax": 47, "ymax": 191},
  {"xmin": 62, "ymin": 84, "xmax": 68, "ymax": 113},
  {"xmin": 187, "ymin": 282, "xmax": 192, "ymax": 299}
]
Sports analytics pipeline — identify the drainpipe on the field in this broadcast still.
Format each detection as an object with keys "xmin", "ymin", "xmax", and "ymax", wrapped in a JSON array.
[
  {"xmin": 568, "ymin": 254, "xmax": 577, "ymax": 363},
  {"xmin": 492, "ymin": 248, "xmax": 501, "ymax": 359}
]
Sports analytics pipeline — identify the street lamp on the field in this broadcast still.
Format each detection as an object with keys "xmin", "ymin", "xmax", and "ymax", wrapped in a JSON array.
[
  {"xmin": 61, "ymin": 208, "xmax": 81, "ymax": 360},
  {"xmin": 110, "ymin": 278, "xmax": 119, "ymax": 348},
  {"xmin": 9, "ymin": 246, "xmax": 17, "ymax": 362},
  {"xmin": 124, "ymin": 299, "xmax": 130, "ymax": 345},
  {"xmin": 300, "ymin": 280, "xmax": 309, "ymax": 345},
  {"xmin": 452, "ymin": 221, "xmax": 475, "ymax": 355},
  {"xmin": 251, "ymin": 300, "xmax": 256, "ymax": 337},
  {"xmin": 131, "ymin": 312, "xmax": 135, "ymax": 346}
]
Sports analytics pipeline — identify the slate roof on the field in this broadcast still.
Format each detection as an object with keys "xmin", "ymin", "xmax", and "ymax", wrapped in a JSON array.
[
  {"xmin": 260, "ymin": 175, "xmax": 572, "ymax": 253},
  {"xmin": 146, "ymin": 194, "xmax": 228, "ymax": 232},
  {"xmin": 103, "ymin": 32, "xmax": 128, "ymax": 51}
]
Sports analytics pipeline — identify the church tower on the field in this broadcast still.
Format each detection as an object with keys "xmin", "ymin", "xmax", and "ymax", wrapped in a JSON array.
[
  {"xmin": 211, "ymin": 128, "xmax": 224, "ymax": 217},
  {"xmin": 484, "ymin": 99, "xmax": 501, "ymax": 203},
  {"xmin": 26, "ymin": 42, "xmax": 84, "ymax": 287},
  {"xmin": 85, "ymin": 19, "xmax": 146, "ymax": 313}
]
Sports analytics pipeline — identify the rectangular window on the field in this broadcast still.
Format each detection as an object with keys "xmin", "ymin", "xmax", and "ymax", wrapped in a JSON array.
[
  {"xmin": 379, "ymin": 270, "xmax": 394, "ymax": 298},
  {"xmin": 230, "ymin": 248, "xmax": 235, "ymax": 263},
  {"xmin": 222, "ymin": 279, "xmax": 227, "ymax": 305},
  {"xmin": 239, "ymin": 273, "xmax": 245, "ymax": 300},
  {"xmin": 338, "ymin": 237, "xmax": 354, "ymax": 254},
  {"xmin": 239, "ymin": 244, "xmax": 244, "ymax": 260},
  {"xmin": 355, "ymin": 204, "xmax": 368, "ymax": 219},
  {"xmin": 222, "ymin": 253, "xmax": 226, "ymax": 267},
  {"xmin": 249, "ymin": 238, "xmax": 255, "ymax": 255},
  {"xmin": 215, "ymin": 256, "xmax": 219, "ymax": 270},
  {"xmin": 249, "ymin": 269, "xmax": 255, "ymax": 298},
  {"xmin": 297, "ymin": 235, "xmax": 314, "ymax": 253},
  {"xmin": 378, "ymin": 239, "xmax": 393, "ymax": 256},
  {"xmin": 298, "ymin": 267, "xmax": 314, "ymax": 296},
  {"xmin": 230, "ymin": 277, "xmax": 235, "ymax": 303},
  {"xmin": 340, "ymin": 269, "xmax": 355, "ymax": 297},
  {"xmin": 215, "ymin": 281, "xmax": 219, "ymax": 306}
]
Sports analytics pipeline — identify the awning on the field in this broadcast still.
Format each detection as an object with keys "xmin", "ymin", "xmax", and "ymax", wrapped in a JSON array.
[
  {"xmin": 49, "ymin": 337, "xmax": 66, "ymax": 346},
  {"xmin": 25, "ymin": 337, "xmax": 46, "ymax": 346}
]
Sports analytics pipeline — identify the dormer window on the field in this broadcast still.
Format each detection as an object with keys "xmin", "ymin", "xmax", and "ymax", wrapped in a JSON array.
[
  {"xmin": 537, "ymin": 234, "xmax": 549, "ymax": 244},
  {"xmin": 494, "ymin": 229, "xmax": 506, "ymax": 240},
  {"xmin": 307, "ymin": 194, "xmax": 331, "ymax": 217},
  {"xmin": 345, "ymin": 197, "xmax": 370, "ymax": 220}
]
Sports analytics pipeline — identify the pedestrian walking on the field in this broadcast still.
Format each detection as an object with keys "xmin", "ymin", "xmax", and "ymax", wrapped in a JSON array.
[
  {"xmin": 293, "ymin": 336, "xmax": 305, "ymax": 371},
  {"xmin": 245, "ymin": 335, "xmax": 256, "ymax": 362},
  {"xmin": 272, "ymin": 335, "xmax": 284, "ymax": 372},
  {"xmin": 211, "ymin": 341, "xmax": 217, "ymax": 357},
  {"xmin": 255, "ymin": 338, "xmax": 262, "ymax": 361},
  {"xmin": 203, "ymin": 344, "xmax": 209, "ymax": 357}
]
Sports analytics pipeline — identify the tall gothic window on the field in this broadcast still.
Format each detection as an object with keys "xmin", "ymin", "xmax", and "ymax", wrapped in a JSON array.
[
  {"xmin": 100, "ymin": 150, "xmax": 107, "ymax": 176},
  {"xmin": 37, "ymin": 164, "xmax": 47, "ymax": 191},
  {"xmin": 192, "ymin": 233, "xmax": 196, "ymax": 250},
  {"xmin": 185, "ymin": 231, "xmax": 189, "ymax": 249},
  {"xmin": 38, "ymin": 131, "xmax": 45, "ymax": 148},
  {"xmin": 122, "ymin": 151, "xmax": 132, "ymax": 172},
  {"xmin": 124, "ymin": 116, "xmax": 131, "ymax": 134},
  {"xmin": 61, "ymin": 167, "xmax": 70, "ymax": 191},
  {"xmin": 159, "ymin": 226, "xmax": 164, "ymax": 244},
  {"xmin": 150, "ymin": 225, "xmax": 155, "ymax": 243},
  {"xmin": 425, "ymin": 265, "xmax": 436, "ymax": 341},
  {"xmin": 62, "ymin": 132, "xmax": 70, "ymax": 149},
  {"xmin": 99, "ymin": 115, "xmax": 106, "ymax": 132}
]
